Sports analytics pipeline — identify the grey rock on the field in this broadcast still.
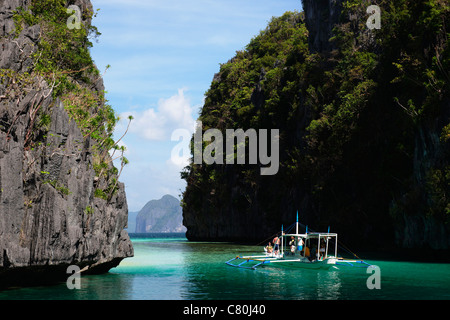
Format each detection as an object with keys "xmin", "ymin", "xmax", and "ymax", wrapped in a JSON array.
[
  {"xmin": 302, "ymin": 0, "xmax": 342, "ymax": 53},
  {"xmin": 136, "ymin": 195, "xmax": 186, "ymax": 233},
  {"xmin": 0, "ymin": 0, "xmax": 133, "ymax": 288},
  {"xmin": 182, "ymin": 1, "xmax": 450, "ymax": 259}
]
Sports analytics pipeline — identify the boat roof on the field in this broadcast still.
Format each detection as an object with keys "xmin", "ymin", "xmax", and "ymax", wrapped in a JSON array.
[{"xmin": 282, "ymin": 232, "xmax": 337, "ymax": 238}]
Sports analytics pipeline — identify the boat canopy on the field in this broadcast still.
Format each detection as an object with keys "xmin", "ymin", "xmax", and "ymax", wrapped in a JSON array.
[
  {"xmin": 278, "ymin": 214, "xmax": 339, "ymax": 261},
  {"xmin": 280, "ymin": 231, "xmax": 338, "ymax": 261}
]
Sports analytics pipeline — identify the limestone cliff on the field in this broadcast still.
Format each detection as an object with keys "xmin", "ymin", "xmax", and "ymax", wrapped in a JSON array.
[
  {"xmin": 0, "ymin": 0, "xmax": 133, "ymax": 288},
  {"xmin": 182, "ymin": 0, "xmax": 450, "ymax": 260},
  {"xmin": 302, "ymin": 0, "xmax": 342, "ymax": 52}
]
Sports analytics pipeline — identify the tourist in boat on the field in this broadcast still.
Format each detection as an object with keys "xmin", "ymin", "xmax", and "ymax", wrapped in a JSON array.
[
  {"xmin": 273, "ymin": 236, "xmax": 280, "ymax": 255},
  {"xmin": 289, "ymin": 237, "xmax": 296, "ymax": 255},
  {"xmin": 265, "ymin": 242, "xmax": 273, "ymax": 254},
  {"xmin": 297, "ymin": 237, "xmax": 304, "ymax": 256},
  {"xmin": 319, "ymin": 239, "xmax": 326, "ymax": 260}
]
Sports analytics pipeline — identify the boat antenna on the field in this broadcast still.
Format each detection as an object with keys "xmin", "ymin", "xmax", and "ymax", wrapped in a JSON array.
[{"xmin": 296, "ymin": 211, "xmax": 299, "ymax": 234}]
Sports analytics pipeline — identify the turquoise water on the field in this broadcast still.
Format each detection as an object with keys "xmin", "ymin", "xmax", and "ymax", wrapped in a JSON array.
[{"xmin": 1, "ymin": 234, "xmax": 449, "ymax": 300}]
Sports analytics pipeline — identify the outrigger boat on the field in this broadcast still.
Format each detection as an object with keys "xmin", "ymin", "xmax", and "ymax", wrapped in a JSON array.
[{"xmin": 226, "ymin": 213, "xmax": 372, "ymax": 270}]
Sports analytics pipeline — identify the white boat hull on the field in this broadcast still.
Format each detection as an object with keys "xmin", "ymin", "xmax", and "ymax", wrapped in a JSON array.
[
  {"xmin": 258, "ymin": 256, "xmax": 337, "ymax": 270},
  {"xmin": 268, "ymin": 257, "xmax": 337, "ymax": 270},
  {"xmin": 226, "ymin": 255, "xmax": 338, "ymax": 270}
]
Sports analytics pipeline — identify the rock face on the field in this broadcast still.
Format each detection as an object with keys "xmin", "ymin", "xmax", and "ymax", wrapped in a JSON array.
[
  {"xmin": 302, "ymin": 0, "xmax": 342, "ymax": 52},
  {"xmin": 136, "ymin": 195, "xmax": 186, "ymax": 233},
  {"xmin": 182, "ymin": 0, "xmax": 450, "ymax": 260},
  {"xmin": 182, "ymin": 2, "xmax": 348, "ymax": 243},
  {"xmin": 392, "ymin": 118, "xmax": 450, "ymax": 253},
  {"xmin": 182, "ymin": 11, "xmax": 314, "ymax": 243},
  {"xmin": 0, "ymin": 0, "xmax": 133, "ymax": 288}
]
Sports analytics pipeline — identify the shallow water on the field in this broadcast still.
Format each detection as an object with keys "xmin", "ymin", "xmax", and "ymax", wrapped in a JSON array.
[{"xmin": 1, "ymin": 234, "xmax": 449, "ymax": 300}]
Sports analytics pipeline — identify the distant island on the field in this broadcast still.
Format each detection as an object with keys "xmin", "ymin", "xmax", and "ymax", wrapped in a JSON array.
[{"xmin": 134, "ymin": 195, "xmax": 186, "ymax": 233}]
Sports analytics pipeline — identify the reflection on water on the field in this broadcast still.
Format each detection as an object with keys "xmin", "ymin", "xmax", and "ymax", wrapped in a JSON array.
[
  {"xmin": 174, "ymin": 241, "xmax": 348, "ymax": 300},
  {"xmin": 317, "ymin": 271, "xmax": 342, "ymax": 300},
  {"xmin": 1, "ymin": 236, "xmax": 449, "ymax": 300}
]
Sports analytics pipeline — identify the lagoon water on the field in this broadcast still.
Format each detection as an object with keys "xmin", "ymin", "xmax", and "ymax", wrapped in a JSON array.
[{"xmin": 1, "ymin": 234, "xmax": 449, "ymax": 300}]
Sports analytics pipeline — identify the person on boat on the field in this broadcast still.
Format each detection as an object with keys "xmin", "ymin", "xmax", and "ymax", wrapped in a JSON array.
[
  {"xmin": 297, "ymin": 237, "xmax": 304, "ymax": 256},
  {"xmin": 265, "ymin": 242, "xmax": 273, "ymax": 254},
  {"xmin": 289, "ymin": 237, "xmax": 296, "ymax": 255},
  {"xmin": 319, "ymin": 239, "xmax": 326, "ymax": 260},
  {"xmin": 273, "ymin": 236, "xmax": 280, "ymax": 255}
]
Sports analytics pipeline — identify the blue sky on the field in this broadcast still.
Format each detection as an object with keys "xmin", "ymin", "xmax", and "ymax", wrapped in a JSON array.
[{"xmin": 90, "ymin": 0, "xmax": 302, "ymax": 212}]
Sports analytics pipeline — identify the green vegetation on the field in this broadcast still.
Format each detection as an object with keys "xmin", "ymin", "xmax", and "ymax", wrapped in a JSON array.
[
  {"xmin": 13, "ymin": 0, "xmax": 100, "ymax": 96},
  {"xmin": 183, "ymin": 1, "xmax": 450, "ymax": 245},
  {"xmin": 84, "ymin": 205, "xmax": 94, "ymax": 215},
  {"xmin": 183, "ymin": 11, "xmax": 311, "ymax": 222},
  {"xmin": 9, "ymin": 1, "xmax": 130, "ymax": 202},
  {"xmin": 43, "ymin": 179, "xmax": 71, "ymax": 196}
]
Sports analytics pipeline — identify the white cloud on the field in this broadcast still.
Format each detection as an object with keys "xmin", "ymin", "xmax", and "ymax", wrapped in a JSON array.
[{"xmin": 121, "ymin": 88, "xmax": 196, "ymax": 141}]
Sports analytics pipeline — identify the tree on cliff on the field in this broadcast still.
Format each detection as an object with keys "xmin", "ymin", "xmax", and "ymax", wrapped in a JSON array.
[{"xmin": 182, "ymin": 0, "xmax": 449, "ymax": 255}]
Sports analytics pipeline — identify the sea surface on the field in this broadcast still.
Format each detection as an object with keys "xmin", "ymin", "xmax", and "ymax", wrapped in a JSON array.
[{"xmin": 1, "ymin": 233, "xmax": 449, "ymax": 300}]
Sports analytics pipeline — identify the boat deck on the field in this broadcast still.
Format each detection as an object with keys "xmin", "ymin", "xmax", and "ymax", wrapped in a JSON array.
[{"xmin": 226, "ymin": 255, "xmax": 371, "ymax": 270}]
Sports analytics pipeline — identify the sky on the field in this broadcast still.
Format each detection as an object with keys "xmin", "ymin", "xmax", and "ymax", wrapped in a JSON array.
[{"xmin": 89, "ymin": 0, "xmax": 302, "ymax": 212}]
